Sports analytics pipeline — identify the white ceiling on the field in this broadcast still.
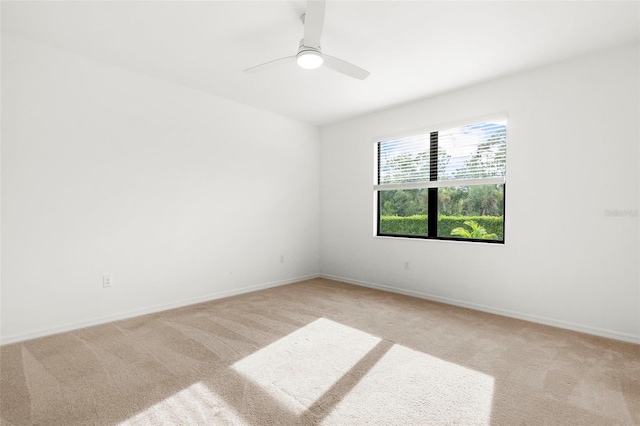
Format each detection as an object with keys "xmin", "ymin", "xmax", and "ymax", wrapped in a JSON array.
[{"xmin": 2, "ymin": 1, "xmax": 639, "ymax": 126}]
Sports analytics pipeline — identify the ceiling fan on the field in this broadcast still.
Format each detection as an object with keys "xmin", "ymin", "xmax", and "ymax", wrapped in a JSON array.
[{"xmin": 244, "ymin": 0, "xmax": 370, "ymax": 80}]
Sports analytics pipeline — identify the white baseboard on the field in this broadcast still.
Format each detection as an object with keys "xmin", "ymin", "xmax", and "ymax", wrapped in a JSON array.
[
  {"xmin": 320, "ymin": 274, "xmax": 640, "ymax": 345},
  {"xmin": 0, "ymin": 274, "xmax": 320, "ymax": 345},
  {"xmin": 5, "ymin": 273, "xmax": 637, "ymax": 346}
]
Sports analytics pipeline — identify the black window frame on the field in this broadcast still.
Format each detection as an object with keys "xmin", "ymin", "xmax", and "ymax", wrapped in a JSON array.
[{"xmin": 375, "ymin": 125, "xmax": 506, "ymax": 244}]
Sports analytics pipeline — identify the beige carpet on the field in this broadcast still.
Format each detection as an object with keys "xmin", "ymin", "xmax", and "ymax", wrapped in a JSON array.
[{"xmin": 1, "ymin": 278, "xmax": 639, "ymax": 425}]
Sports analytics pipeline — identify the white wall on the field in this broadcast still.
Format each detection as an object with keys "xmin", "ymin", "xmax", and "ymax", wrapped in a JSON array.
[
  {"xmin": 1, "ymin": 35, "xmax": 320, "ymax": 344},
  {"xmin": 320, "ymin": 43, "xmax": 640, "ymax": 343}
]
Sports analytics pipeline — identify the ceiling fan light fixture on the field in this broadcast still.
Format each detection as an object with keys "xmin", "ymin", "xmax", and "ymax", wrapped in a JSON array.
[{"xmin": 297, "ymin": 50, "xmax": 323, "ymax": 69}]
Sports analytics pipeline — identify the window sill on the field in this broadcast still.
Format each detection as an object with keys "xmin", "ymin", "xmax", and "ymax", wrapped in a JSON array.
[{"xmin": 373, "ymin": 234, "xmax": 505, "ymax": 245}]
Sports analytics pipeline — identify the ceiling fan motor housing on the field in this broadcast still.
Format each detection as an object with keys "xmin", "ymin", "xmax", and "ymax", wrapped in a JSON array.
[{"xmin": 298, "ymin": 38, "xmax": 320, "ymax": 53}]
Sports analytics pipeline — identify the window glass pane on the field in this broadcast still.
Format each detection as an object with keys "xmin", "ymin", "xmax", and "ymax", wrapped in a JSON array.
[
  {"xmin": 437, "ymin": 185, "xmax": 504, "ymax": 241},
  {"xmin": 438, "ymin": 121, "xmax": 506, "ymax": 181},
  {"xmin": 378, "ymin": 136, "xmax": 430, "ymax": 184},
  {"xmin": 379, "ymin": 189, "xmax": 428, "ymax": 236}
]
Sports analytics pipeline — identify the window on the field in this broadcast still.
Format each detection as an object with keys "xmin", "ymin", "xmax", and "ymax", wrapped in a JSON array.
[{"xmin": 374, "ymin": 118, "xmax": 506, "ymax": 243}]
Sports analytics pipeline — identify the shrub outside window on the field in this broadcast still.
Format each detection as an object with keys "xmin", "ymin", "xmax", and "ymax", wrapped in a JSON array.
[{"xmin": 374, "ymin": 118, "xmax": 506, "ymax": 243}]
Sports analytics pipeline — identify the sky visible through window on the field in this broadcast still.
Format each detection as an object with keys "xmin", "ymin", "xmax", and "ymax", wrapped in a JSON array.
[{"xmin": 438, "ymin": 120, "xmax": 506, "ymax": 180}]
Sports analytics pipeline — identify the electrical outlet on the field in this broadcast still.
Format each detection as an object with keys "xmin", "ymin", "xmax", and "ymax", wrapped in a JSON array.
[
  {"xmin": 280, "ymin": 255, "xmax": 285, "ymax": 263},
  {"xmin": 404, "ymin": 261, "xmax": 410, "ymax": 270},
  {"xmin": 103, "ymin": 276, "xmax": 113, "ymax": 288}
]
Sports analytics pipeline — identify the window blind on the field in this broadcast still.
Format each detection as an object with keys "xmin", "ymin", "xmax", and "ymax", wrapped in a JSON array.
[
  {"xmin": 377, "ymin": 134, "xmax": 430, "ymax": 185},
  {"xmin": 375, "ymin": 120, "xmax": 506, "ymax": 191}
]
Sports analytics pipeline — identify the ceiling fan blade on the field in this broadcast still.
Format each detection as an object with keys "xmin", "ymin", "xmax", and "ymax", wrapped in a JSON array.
[
  {"xmin": 322, "ymin": 54, "xmax": 370, "ymax": 80},
  {"xmin": 304, "ymin": 0, "xmax": 325, "ymax": 48},
  {"xmin": 244, "ymin": 56, "xmax": 296, "ymax": 74}
]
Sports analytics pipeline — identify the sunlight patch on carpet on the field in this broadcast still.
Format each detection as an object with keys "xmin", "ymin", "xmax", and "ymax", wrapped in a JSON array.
[
  {"xmin": 232, "ymin": 317, "xmax": 494, "ymax": 424},
  {"xmin": 322, "ymin": 343, "xmax": 495, "ymax": 425},
  {"xmin": 231, "ymin": 317, "xmax": 381, "ymax": 415},
  {"xmin": 118, "ymin": 382, "xmax": 242, "ymax": 425}
]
